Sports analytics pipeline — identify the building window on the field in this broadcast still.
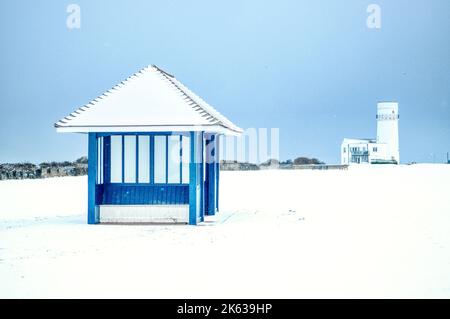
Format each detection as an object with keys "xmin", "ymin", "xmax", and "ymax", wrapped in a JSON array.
[
  {"xmin": 108, "ymin": 134, "xmax": 191, "ymax": 184},
  {"xmin": 373, "ymin": 147, "xmax": 378, "ymax": 152},
  {"xmin": 138, "ymin": 136, "xmax": 150, "ymax": 183},
  {"xmin": 168, "ymin": 135, "xmax": 181, "ymax": 183},
  {"xmin": 124, "ymin": 136, "xmax": 136, "ymax": 183},
  {"xmin": 110, "ymin": 135, "xmax": 122, "ymax": 183},
  {"xmin": 181, "ymin": 135, "xmax": 190, "ymax": 183},
  {"xmin": 343, "ymin": 147, "xmax": 346, "ymax": 153},
  {"xmin": 203, "ymin": 135, "xmax": 206, "ymax": 182},
  {"xmin": 154, "ymin": 136, "xmax": 167, "ymax": 183}
]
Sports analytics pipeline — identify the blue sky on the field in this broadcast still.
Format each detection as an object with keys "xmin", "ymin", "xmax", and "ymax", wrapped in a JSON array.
[{"xmin": 0, "ymin": 0, "xmax": 449, "ymax": 164}]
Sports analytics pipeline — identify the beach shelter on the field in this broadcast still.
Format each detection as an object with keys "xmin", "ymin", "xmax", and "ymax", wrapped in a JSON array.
[{"xmin": 55, "ymin": 65, "xmax": 242, "ymax": 224}]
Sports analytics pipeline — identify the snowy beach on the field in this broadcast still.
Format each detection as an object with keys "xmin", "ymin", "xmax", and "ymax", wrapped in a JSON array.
[{"xmin": 1, "ymin": 164, "xmax": 449, "ymax": 298}]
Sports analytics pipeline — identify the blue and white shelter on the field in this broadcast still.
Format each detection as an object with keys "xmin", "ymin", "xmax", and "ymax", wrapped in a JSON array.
[{"xmin": 55, "ymin": 65, "xmax": 242, "ymax": 224}]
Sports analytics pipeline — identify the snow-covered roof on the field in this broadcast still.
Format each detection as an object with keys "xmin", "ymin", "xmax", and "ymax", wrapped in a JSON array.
[{"xmin": 55, "ymin": 65, "xmax": 242, "ymax": 135}]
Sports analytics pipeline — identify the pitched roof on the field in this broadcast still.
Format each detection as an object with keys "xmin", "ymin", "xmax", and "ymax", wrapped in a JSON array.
[{"xmin": 55, "ymin": 65, "xmax": 242, "ymax": 135}]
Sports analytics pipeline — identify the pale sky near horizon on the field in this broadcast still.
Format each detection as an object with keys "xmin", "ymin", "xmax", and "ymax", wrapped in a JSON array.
[{"xmin": 0, "ymin": 0, "xmax": 449, "ymax": 164}]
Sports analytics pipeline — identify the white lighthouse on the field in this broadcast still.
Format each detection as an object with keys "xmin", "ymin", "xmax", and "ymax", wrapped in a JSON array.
[
  {"xmin": 341, "ymin": 102, "xmax": 400, "ymax": 165},
  {"xmin": 376, "ymin": 102, "xmax": 400, "ymax": 163}
]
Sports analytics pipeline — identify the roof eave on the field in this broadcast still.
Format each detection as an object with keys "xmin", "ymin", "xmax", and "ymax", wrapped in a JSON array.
[{"xmin": 56, "ymin": 124, "xmax": 242, "ymax": 136}]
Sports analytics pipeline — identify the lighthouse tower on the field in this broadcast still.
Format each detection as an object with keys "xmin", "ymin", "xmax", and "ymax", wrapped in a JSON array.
[{"xmin": 376, "ymin": 102, "xmax": 400, "ymax": 163}]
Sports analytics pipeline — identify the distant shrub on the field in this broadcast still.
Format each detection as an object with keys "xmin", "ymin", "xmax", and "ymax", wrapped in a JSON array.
[
  {"xmin": 280, "ymin": 159, "xmax": 293, "ymax": 165},
  {"xmin": 293, "ymin": 157, "xmax": 325, "ymax": 165},
  {"xmin": 75, "ymin": 156, "xmax": 88, "ymax": 164},
  {"xmin": 260, "ymin": 159, "xmax": 279, "ymax": 167}
]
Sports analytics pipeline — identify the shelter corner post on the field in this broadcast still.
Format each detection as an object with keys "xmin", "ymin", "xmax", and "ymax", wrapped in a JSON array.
[{"xmin": 88, "ymin": 132, "xmax": 99, "ymax": 224}]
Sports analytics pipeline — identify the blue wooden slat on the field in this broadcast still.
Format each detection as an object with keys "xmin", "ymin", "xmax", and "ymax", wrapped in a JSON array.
[
  {"xmin": 164, "ymin": 185, "xmax": 168, "ymax": 204},
  {"xmin": 149, "ymin": 186, "xmax": 155, "ymax": 204},
  {"xmin": 119, "ymin": 187, "xmax": 123, "ymax": 204},
  {"xmin": 119, "ymin": 187, "xmax": 124, "ymax": 204},
  {"xmin": 144, "ymin": 186, "xmax": 148, "ymax": 204},
  {"xmin": 160, "ymin": 186, "xmax": 165, "ymax": 205},
  {"xmin": 160, "ymin": 186, "xmax": 164, "ymax": 204},
  {"xmin": 128, "ymin": 187, "xmax": 133, "ymax": 205},
  {"xmin": 95, "ymin": 185, "xmax": 103, "ymax": 205},
  {"xmin": 137, "ymin": 187, "xmax": 142, "ymax": 204},
  {"xmin": 177, "ymin": 184, "xmax": 182, "ymax": 203},
  {"xmin": 153, "ymin": 187, "xmax": 157, "ymax": 204},
  {"xmin": 129, "ymin": 187, "xmax": 133, "ymax": 204},
  {"xmin": 139, "ymin": 183, "xmax": 144, "ymax": 204}
]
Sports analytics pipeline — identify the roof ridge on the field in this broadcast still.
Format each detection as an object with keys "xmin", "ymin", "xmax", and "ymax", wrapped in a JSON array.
[
  {"xmin": 151, "ymin": 64, "xmax": 174, "ymax": 78},
  {"xmin": 153, "ymin": 67, "xmax": 219, "ymax": 125}
]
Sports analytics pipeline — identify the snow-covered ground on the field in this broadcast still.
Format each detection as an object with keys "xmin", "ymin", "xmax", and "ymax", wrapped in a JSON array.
[{"xmin": 1, "ymin": 164, "xmax": 450, "ymax": 298}]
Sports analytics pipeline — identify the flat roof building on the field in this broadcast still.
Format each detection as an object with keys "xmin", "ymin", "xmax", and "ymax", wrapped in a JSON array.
[{"xmin": 341, "ymin": 102, "xmax": 399, "ymax": 165}]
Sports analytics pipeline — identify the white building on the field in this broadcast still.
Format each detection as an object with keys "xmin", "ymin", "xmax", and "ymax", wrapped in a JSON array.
[{"xmin": 341, "ymin": 102, "xmax": 400, "ymax": 165}]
